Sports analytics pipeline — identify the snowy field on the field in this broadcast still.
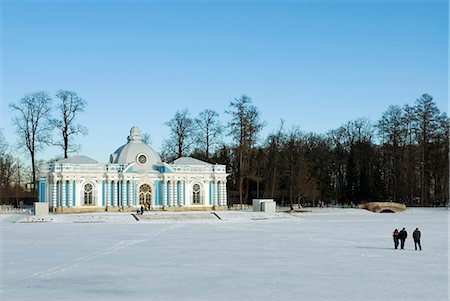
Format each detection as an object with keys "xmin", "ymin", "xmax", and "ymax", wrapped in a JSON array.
[{"xmin": 0, "ymin": 208, "xmax": 448, "ymax": 301}]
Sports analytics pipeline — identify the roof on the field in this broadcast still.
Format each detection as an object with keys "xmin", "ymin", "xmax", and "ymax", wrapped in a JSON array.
[
  {"xmin": 55, "ymin": 155, "xmax": 99, "ymax": 164},
  {"xmin": 110, "ymin": 127, "xmax": 162, "ymax": 168},
  {"xmin": 171, "ymin": 157, "xmax": 212, "ymax": 166}
]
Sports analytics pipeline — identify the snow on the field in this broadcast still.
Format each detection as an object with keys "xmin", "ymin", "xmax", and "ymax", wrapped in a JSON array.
[{"xmin": 0, "ymin": 208, "xmax": 448, "ymax": 301}]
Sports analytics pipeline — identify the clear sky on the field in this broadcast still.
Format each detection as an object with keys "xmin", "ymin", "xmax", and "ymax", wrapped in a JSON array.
[{"xmin": 1, "ymin": 0, "xmax": 448, "ymax": 163}]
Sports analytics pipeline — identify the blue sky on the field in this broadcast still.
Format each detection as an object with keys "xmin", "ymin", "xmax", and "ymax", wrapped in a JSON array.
[{"xmin": 1, "ymin": 0, "xmax": 448, "ymax": 162}]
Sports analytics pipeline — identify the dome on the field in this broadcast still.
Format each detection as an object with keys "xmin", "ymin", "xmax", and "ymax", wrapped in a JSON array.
[{"xmin": 110, "ymin": 127, "xmax": 162, "ymax": 170}]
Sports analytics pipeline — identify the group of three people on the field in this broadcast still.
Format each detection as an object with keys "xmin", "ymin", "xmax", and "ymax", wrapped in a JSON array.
[{"xmin": 393, "ymin": 228, "xmax": 421, "ymax": 250}]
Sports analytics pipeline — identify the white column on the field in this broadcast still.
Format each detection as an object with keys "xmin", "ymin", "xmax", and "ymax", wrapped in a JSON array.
[
  {"xmin": 128, "ymin": 181, "xmax": 133, "ymax": 207},
  {"xmin": 163, "ymin": 180, "xmax": 167, "ymax": 207},
  {"xmin": 52, "ymin": 181, "xmax": 57, "ymax": 209},
  {"xmin": 61, "ymin": 180, "xmax": 66, "ymax": 208},
  {"xmin": 221, "ymin": 182, "xmax": 227, "ymax": 206},
  {"xmin": 173, "ymin": 181, "xmax": 181, "ymax": 206},
  {"xmin": 73, "ymin": 179, "xmax": 78, "ymax": 207},
  {"xmin": 68, "ymin": 178, "xmax": 73, "ymax": 208},
  {"xmin": 169, "ymin": 182, "xmax": 174, "ymax": 207},
  {"xmin": 122, "ymin": 180, "xmax": 127, "ymax": 207},
  {"xmin": 179, "ymin": 181, "xmax": 184, "ymax": 207},
  {"xmin": 113, "ymin": 181, "xmax": 118, "ymax": 207},
  {"xmin": 96, "ymin": 180, "xmax": 100, "ymax": 206}
]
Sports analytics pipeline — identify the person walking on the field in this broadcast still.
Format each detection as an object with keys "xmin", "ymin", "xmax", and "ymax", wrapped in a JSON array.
[
  {"xmin": 140, "ymin": 205, "xmax": 144, "ymax": 215},
  {"xmin": 399, "ymin": 228, "xmax": 407, "ymax": 249},
  {"xmin": 413, "ymin": 228, "xmax": 422, "ymax": 250},
  {"xmin": 392, "ymin": 229, "xmax": 399, "ymax": 249}
]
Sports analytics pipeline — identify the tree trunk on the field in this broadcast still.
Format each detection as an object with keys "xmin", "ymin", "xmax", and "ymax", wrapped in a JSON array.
[
  {"xmin": 271, "ymin": 166, "xmax": 276, "ymax": 198},
  {"xmin": 31, "ymin": 151, "xmax": 36, "ymax": 195},
  {"xmin": 64, "ymin": 134, "xmax": 69, "ymax": 158},
  {"xmin": 239, "ymin": 176, "xmax": 244, "ymax": 208},
  {"xmin": 256, "ymin": 180, "xmax": 260, "ymax": 198}
]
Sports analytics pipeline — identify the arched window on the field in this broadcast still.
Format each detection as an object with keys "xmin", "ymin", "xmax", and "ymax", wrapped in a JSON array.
[
  {"xmin": 83, "ymin": 183, "xmax": 94, "ymax": 205},
  {"xmin": 192, "ymin": 183, "xmax": 202, "ymax": 204},
  {"xmin": 139, "ymin": 184, "xmax": 152, "ymax": 209}
]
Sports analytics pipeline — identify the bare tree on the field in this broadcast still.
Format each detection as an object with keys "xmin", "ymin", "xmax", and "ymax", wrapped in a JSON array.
[
  {"xmin": 162, "ymin": 109, "xmax": 196, "ymax": 160},
  {"xmin": 10, "ymin": 92, "xmax": 52, "ymax": 192},
  {"xmin": 414, "ymin": 94, "xmax": 445, "ymax": 205},
  {"xmin": 51, "ymin": 90, "xmax": 87, "ymax": 158},
  {"xmin": 377, "ymin": 105, "xmax": 406, "ymax": 202},
  {"xmin": 264, "ymin": 120, "xmax": 286, "ymax": 198},
  {"xmin": 142, "ymin": 133, "xmax": 152, "ymax": 145},
  {"xmin": 226, "ymin": 95, "xmax": 264, "ymax": 206},
  {"xmin": 195, "ymin": 109, "xmax": 222, "ymax": 160},
  {"xmin": 0, "ymin": 129, "xmax": 17, "ymax": 204}
]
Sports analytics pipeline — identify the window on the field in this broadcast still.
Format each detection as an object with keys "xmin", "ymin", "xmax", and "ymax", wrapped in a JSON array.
[
  {"xmin": 138, "ymin": 154, "xmax": 147, "ymax": 164},
  {"xmin": 83, "ymin": 183, "xmax": 94, "ymax": 205},
  {"xmin": 139, "ymin": 184, "xmax": 152, "ymax": 209},
  {"xmin": 192, "ymin": 183, "xmax": 202, "ymax": 204}
]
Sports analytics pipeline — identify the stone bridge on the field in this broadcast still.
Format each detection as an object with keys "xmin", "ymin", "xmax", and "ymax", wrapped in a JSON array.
[{"xmin": 358, "ymin": 202, "xmax": 406, "ymax": 213}]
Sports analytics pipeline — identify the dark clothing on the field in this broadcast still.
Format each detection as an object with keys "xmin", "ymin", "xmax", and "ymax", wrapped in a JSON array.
[
  {"xmin": 413, "ymin": 229, "xmax": 422, "ymax": 250},
  {"xmin": 399, "ymin": 229, "xmax": 407, "ymax": 249},
  {"xmin": 140, "ymin": 206, "xmax": 144, "ymax": 215},
  {"xmin": 414, "ymin": 240, "xmax": 422, "ymax": 251},
  {"xmin": 393, "ymin": 230, "xmax": 399, "ymax": 249}
]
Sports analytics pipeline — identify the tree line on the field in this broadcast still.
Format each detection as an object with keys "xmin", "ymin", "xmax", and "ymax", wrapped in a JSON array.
[
  {"xmin": 1, "ymin": 91, "xmax": 448, "ymax": 207},
  {"xmin": 162, "ymin": 94, "xmax": 449, "ymax": 207}
]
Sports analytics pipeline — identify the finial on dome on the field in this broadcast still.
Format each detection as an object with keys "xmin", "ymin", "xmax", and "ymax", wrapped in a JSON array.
[{"xmin": 127, "ymin": 126, "xmax": 142, "ymax": 142}]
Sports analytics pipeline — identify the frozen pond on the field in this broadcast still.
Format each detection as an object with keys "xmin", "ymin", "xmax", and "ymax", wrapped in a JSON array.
[{"xmin": 0, "ymin": 208, "xmax": 448, "ymax": 301}]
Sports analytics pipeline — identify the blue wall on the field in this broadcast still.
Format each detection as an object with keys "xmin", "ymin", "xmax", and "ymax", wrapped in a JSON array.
[
  {"xmin": 155, "ymin": 180, "xmax": 161, "ymax": 206},
  {"xmin": 38, "ymin": 181, "xmax": 46, "ymax": 202},
  {"xmin": 110, "ymin": 181, "xmax": 114, "ymax": 206},
  {"xmin": 102, "ymin": 181, "xmax": 105, "ymax": 207},
  {"xmin": 183, "ymin": 182, "xmax": 186, "ymax": 206},
  {"xmin": 166, "ymin": 182, "xmax": 170, "ymax": 205},
  {"xmin": 72, "ymin": 181, "xmax": 76, "ymax": 207},
  {"xmin": 209, "ymin": 182, "xmax": 213, "ymax": 205},
  {"xmin": 59, "ymin": 181, "xmax": 62, "ymax": 207},
  {"xmin": 126, "ymin": 181, "xmax": 129, "ymax": 207},
  {"xmin": 65, "ymin": 181, "xmax": 69, "ymax": 207},
  {"xmin": 133, "ymin": 181, "xmax": 137, "ymax": 206}
]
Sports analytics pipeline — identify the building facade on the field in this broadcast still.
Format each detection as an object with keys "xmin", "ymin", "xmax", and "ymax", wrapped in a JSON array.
[{"xmin": 38, "ymin": 127, "xmax": 228, "ymax": 212}]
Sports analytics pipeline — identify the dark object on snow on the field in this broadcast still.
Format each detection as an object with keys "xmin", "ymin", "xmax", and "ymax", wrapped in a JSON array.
[
  {"xmin": 413, "ymin": 228, "xmax": 422, "ymax": 250},
  {"xmin": 399, "ymin": 228, "xmax": 407, "ymax": 249},
  {"xmin": 393, "ymin": 229, "xmax": 399, "ymax": 249},
  {"xmin": 140, "ymin": 205, "xmax": 144, "ymax": 215}
]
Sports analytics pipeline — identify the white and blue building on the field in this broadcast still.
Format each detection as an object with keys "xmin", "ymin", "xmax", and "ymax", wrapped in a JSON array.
[{"xmin": 38, "ymin": 127, "xmax": 228, "ymax": 212}]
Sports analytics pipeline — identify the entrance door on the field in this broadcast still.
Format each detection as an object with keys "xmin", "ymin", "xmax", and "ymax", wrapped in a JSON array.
[{"xmin": 139, "ymin": 184, "xmax": 152, "ymax": 210}]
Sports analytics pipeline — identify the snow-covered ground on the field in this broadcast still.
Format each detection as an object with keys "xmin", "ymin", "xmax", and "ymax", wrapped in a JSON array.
[{"xmin": 0, "ymin": 208, "xmax": 448, "ymax": 301}]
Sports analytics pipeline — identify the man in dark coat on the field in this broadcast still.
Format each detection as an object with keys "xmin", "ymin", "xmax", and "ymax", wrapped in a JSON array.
[
  {"xmin": 413, "ymin": 228, "xmax": 421, "ymax": 250},
  {"xmin": 399, "ymin": 228, "xmax": 407, "ymax": 250},
  {"xmin": 392, "ymin": 229, "xmax": 399, "ymax": 249}
]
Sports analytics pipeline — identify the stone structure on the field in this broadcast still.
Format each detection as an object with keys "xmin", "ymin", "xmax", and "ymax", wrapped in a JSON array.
[
  {"xmin": 358, "ymin": 202, "xmax": 406, "ymax": 213},
  {"xmin": 38, "ymin": 127, "xmax": 228, "ymax": 212},
  {"xmin": 34, "ymin": 202, "xmax": 49, "ymax": 216},
  {"xmin": 252, "ymin": 199, "xmax": 276, "ymax": 214}
]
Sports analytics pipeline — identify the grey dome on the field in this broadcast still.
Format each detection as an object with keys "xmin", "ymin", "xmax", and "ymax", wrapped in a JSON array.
[{"xmin": 110, "ymin": 127, "xmax": 162, "ymax": 169}]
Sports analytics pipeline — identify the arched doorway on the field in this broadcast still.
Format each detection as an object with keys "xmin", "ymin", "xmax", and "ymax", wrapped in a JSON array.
[{"xmin": 139, "ymin": 184, "xmax": 152, "ymax": 210}]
